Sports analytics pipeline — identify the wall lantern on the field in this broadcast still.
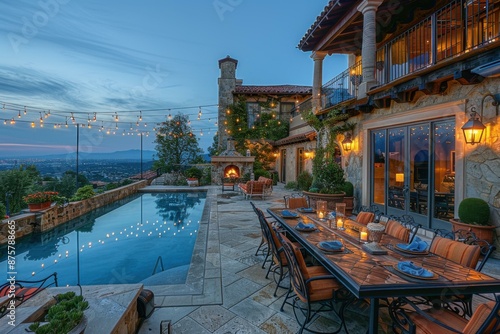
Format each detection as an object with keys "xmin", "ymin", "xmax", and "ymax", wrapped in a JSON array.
[
  {"xmin": 461, "ymin": 106, "xmax": 485, "ymax": 145},
  {"xmin": 342, "ymin": 132, "xmax": 353, "ymax": 151},
  {"xmin": 462, "ymin": 94, "xmax": 500, "ymax": 145}
]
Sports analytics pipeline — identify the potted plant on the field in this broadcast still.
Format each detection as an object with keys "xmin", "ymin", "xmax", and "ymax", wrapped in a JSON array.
[
  {"xmin": 450, "ymin": 197, "xmax": 495, "ymax": 243},
  {"xmin": 28, "ymin": 291, "xmax": 89, "ymax": 334},
  {"xmin": 23, "ymin": 191, "xmax": 59, "ymax": 212},
  {"xmin": 184, "ymin": 167, "xmax": 202, "ymax": 186},
  {"xmin": 303, "ymin": 147, "xmax": 346, "ymax": 210},
  {"xmin": 342, "ymin": 181, "xmax": 354, "ymax": 216}
]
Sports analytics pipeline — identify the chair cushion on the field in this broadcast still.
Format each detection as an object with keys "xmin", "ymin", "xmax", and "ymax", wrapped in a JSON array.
[
  {"xmin": 463, "ymin": 301, "xmax": 497, "ymax": 334},
  {"xmin": 356, "ymin": 212, "xmax": 375, "ymax": 225},
  {"xmin": 385, "ymin": 220, "xmax": 410, "ymax": 243},
  {"xmin": 410, "ymin": 307, "xmax": 467, "ymax": 334},
  {"xmin": 430, "ymin": 236, "xmax": 481, "ymax": 269}
]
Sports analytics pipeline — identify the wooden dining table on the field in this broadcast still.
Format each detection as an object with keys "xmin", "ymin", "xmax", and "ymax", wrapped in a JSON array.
[{"xmin": 267, "ymin": 207, "xmax": 500, "ymax": 334}]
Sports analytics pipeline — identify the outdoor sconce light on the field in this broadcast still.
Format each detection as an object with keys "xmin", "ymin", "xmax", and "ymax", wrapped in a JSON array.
[
  {"xmin": 461, "ymin": 106, "xmax": 485, "ymax": 145},
  {"xmin": 462, "ymin": 94, "xmax": 500, "ymax": 145},
  {"xmin": 342, "ymin": 132, "xmax": 353, "ymax": 151},
  {"xmin": 395, "ymin": 173, "xmax": 404, "ymax": 183}
]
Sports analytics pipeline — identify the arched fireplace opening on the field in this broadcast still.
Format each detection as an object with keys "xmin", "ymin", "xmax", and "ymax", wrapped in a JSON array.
[{"xmin": 224, "ymin": 165, "xmax": 240, "ymax": 179}]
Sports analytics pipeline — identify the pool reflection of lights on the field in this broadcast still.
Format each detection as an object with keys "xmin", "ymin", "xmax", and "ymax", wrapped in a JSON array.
[{"xmin": 1, "ymin": 192, "xmax": 206, "ymax": 286}]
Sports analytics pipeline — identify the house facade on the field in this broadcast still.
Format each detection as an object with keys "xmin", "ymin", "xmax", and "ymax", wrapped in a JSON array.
[
  {"xmin": 297, "ymin": 0, "xmax": 500, "ymax": 235},
  {"xmin": 217, "ymin": 56, "xmax": 315, "ymax": 184}
]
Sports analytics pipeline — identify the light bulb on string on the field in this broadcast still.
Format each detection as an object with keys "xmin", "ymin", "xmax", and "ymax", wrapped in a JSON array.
[
  {"xmin": 139, "ymin": 111, "xmax": 142, "ymax": 121},
  {"xmin": 17, "ymin": 110, "xmax": 21, "ymax": 118},
  {"xmin": 23, "ymin": 106, "xmax": 27, "ymax": 115},
  {"xmin": 93, "ymin": 112, "xmax": 97, "ymax": 122},
  {"xmin": 114, "ymin": 112, "xmax": 119, "ymax": 121},
  {"xmin": 31, "ymin": 121, "xmax": 35, "ymax": 128}
]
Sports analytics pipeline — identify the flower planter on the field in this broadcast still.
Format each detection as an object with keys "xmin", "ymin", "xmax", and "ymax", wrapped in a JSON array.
[
  {"xmin": 449, "ymin": 218, "xmax": 496, "ymax": 244},
  {"xmin": 28, "ymin": 201, "xmax": 52, "ymax": 212},
  {"xmin": 303, "ymin": 191, "xmax": 346, "ymax": 211},
  {"xmin": 186, "ymin": 178, "xmax": 199, "ymax": 187}
]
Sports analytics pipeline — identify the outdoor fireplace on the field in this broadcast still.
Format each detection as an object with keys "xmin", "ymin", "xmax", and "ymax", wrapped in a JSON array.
[{"xmin": 211, "ymin": 138, "xmax": 254, "ymax": 185}]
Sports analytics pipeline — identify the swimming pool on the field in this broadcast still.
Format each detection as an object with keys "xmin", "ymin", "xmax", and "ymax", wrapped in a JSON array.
[{"xmin": 0, "ymin": 191, "xmax": 207, "ymax": 286}]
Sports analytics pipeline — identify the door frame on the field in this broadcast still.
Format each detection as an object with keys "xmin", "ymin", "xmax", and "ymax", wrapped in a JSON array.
[{"xmin": 362, "ymin": 100, "xmax": 466, "ymax": 229}]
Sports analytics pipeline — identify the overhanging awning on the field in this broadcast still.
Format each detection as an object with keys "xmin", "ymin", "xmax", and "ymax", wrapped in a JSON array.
[{"xmin": 274, "ymin": 131, "xmax": 317, "ymax": 146}]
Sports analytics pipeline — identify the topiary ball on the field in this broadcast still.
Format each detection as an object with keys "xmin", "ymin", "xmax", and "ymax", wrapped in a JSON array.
[
  {"xmin": 458, "ymin": 198, "xmax": 490, "ymax": 226},
  {"xmin": 343, "ymin": 182, "xmax": 354, "ymax": 197}
]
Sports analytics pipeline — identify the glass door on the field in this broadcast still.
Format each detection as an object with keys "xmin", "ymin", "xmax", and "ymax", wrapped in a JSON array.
[{"xmin": 371, "ymin": 120, "xmax": 454, "ymax": 228}]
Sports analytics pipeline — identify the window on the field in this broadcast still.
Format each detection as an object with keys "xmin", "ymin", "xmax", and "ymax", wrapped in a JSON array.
[
  {"xmin": 297, "ymin": 147, "xmax": 305, "ymax": 176},
  {"xmin": 246, "ymin": 102, "xmax": 260, "ymax": 128}
]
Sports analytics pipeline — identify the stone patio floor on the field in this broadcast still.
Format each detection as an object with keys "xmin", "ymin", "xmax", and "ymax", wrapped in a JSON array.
[{"xmin": 137, "ymin": 183, "xmax": 500, "ymax": 334}]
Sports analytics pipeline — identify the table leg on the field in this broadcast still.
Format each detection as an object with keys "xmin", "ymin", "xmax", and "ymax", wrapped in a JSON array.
[{"xmin": 368, "ymin": 298, "xmax": 379, "ymax": 334}]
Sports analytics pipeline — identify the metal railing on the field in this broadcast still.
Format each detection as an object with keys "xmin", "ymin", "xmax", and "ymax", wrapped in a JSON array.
[
  {"xmin": 290, "ymin": 97, "xmax": 312, "ymax": 117},
  {"xmin": 321, "ymin": 60, "xmax": 361, "ymax": 109},
  {"xmin": 375, "ymin": 0, "xmax": 499, "ymax": 85},
  {"xmin": 152, "ymin": 255, "xmax": 165, "ymax": 275}
]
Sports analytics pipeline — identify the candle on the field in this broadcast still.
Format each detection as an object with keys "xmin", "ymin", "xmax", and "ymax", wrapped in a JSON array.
[
  {"xmin": 337, "ymin": 218, "xmax": 344, "ymax": 229},
  {"xmin": 360, "ymin": 231, "xmax": 368, "ymax": 242},
  {"xmin": 318, "ymin": 211, "xmax": 325, "ymax": 219}
]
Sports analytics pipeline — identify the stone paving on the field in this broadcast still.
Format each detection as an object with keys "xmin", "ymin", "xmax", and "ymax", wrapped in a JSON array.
[{"xmin": 138, "ymin": 183, "xmax": 499, "ymax": 334}]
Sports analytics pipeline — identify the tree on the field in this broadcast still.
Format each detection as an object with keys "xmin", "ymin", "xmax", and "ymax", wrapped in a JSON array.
[
  {"xmin": 154, "ymin": 113, "xmax": 204, "ymax": 172},
  {"xmin": 207, "ymin": 134, "xmax": 220, "ymax": 157},
  {"xmin": 0, "ymin": 165, "xmax": 40, "ymax": 214}
]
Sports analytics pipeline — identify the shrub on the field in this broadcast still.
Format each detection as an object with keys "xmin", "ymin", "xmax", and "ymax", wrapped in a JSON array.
[
  {"xmin": 254, "ymin": 169, "xmax": 270, "ymax": 180},
  {"xmin": 343, "ymin": 181, "xmax": 354, "ymax": 197},
  {"xmin": 71, "ymin": 185, "xmax": 95, "ymax": 201},
  {"xmin": 458, "ymin": 198, "xmax": 490, "ymax": 226},
  {"xmin": 285, "ymin": 181, "xmax": 298, "ymax": 190},
  {"xmin": 0, "ymin": 202, "xmax": 6, "ymax": 218},
  {"xmin": 297, "ymin": 171, "xmax": 313, "ymax": 191},
  {"xmin": 184, "ymin": 167, "xmax": 203, "ymax": 179}
]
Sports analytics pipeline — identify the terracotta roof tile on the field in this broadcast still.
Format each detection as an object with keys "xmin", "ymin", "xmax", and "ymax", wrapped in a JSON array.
[
  {"xmin": 234, "ymin": 85, "xmax": 312, "ymax": 95},
  {"xmin": 274, "ymin": 130, "xmax": 317, "ymax": 146}
]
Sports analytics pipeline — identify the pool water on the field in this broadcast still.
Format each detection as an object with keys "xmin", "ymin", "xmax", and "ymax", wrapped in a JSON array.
[{"xmin": 0, "ymin": 192, "xmax": 206, "ymax": 286}]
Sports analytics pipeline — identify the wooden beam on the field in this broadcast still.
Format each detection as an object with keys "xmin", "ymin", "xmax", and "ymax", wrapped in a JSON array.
[{"xmin": 454, "ymin": 69, "xmax": 484, "ymax": 85}]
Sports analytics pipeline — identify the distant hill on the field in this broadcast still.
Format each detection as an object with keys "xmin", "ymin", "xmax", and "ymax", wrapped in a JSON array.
[{"xmin": 0, "ymin": 149, "xmax": 156, "ymax": 161}]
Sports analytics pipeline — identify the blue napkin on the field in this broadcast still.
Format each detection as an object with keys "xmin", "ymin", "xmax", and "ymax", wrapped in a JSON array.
[
  {"xmin": 319, "ymin": 240, "xmax": 343, "ymax": 250},
  {"xmin": 328, "ymin": 212, "xmax": 336, "ymax": 219},
  {"xmin": 296, "ymin": 221, "xmax": 315, "ymax": 229},
  {"xmin": 300, "ymin": 207, "xmax": 314, "ymax": 213},
  {"xmin": 397, "ymin": 261, "xmax": 434, "ymax": 278},
  {"xmin": 281, "ymin": 210, "xmax": 298, "ymax": 218},
  {"xmin": 397, "ymin": 236, "xmax": 428, "ymax": 252}
]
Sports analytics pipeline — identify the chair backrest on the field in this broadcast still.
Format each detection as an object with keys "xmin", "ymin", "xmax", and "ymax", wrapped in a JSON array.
[
  {"xmin": 256, "ymin": 208, "xmax": 285, "ymax": 266},
  {"xmin": 356, "ymin": 211, "xmax": 375, "ymax": 225},
  {"xmin": 384, "ymin": 219, "xmax": 411, "ymax": 243},
  {"xmin": 278, "ymin": 232, "xmax": 310, "ymax": 303},
  {"xmin": 464, "ymin": 294, "xmax": 500, "ymax": 334},
  {"xmin": 434, "ymin": 229, "xmax": 497, "ymax": 272},
  {"xmin": 429, "ymin": 235, "xmax": 481, "ymax": 269},
  {"xmin": 287, "ymin": 197, "xmax": 308, "ymax": 209}
]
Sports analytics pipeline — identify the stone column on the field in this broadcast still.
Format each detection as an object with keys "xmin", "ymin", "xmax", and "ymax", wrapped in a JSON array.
[
  {"xmin": 311, "ymin": 51, "xmax": 327, "ymax": 114},
  {"xmin": 357, "ymin": 0, "xmax": 383, "ymax": 98}
]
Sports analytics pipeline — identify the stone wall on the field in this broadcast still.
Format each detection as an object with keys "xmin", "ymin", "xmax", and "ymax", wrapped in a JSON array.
[{"xmin": 0, "ymin": 181, "xmax": 147, "ymax": 245}]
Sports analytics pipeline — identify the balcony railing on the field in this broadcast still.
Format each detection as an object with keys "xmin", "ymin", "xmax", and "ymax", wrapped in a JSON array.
[
  {"xmin": 290, "ymin": 97, "xmax": 312, "ymax": 117},
  {"xmin": 375, "ymin": 0, "xmax": 499, "ymax": 85},
  {"xmin": 321, "ymin": 61, "xmax": 362, "ymax": 110}
]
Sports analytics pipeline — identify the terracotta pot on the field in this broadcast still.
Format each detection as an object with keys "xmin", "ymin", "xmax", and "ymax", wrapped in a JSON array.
[
  {"xmin": 303, "ymin": 191, "xmax": 346, "ymax": 211},
  {"xmin": 28, "ymin": 201, "xmax": 51, "ymax": 212},
  {"xmin": 449, "ymin": 218, "xmax": 496, "ymax": 244}
]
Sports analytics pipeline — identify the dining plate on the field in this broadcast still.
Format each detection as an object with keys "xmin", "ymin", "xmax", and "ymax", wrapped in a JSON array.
[
  {"xmin": 394, "ymin": 244, "xmax": 429, "ymax": 255},
  {"xmin": 297, "ymin": 208, "xmax": 316, "ymax": 213},
  {"xmin": 280, "ymin": 212, "xmax": 299, "ymax": 219},
  {"xmin": 295, "ymin": 226, "xmax": 316, "ymax": 232},
  {"xmin": 392, "ymin": 264, "xmax": 438, "ymax": 280},
  {"xmin": 317, "ymin": 242, "xmax": 344, "ymax": 253}
]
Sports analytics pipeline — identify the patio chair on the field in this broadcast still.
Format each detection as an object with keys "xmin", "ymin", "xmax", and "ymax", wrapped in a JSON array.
[
  {"xmin": 382, "ymin": 219, "xmax": 411, "ymax": 243},
  {"xmin": 278, "ymin": 232, "xmax": 352, "ymax": 334},
  {"xmin": 0, "ymin": 272, "xmax": 58, "ymax": 318},
  {"xmin": 381, "ymin": 215, "xmax": 421, "ymax": 243},
  {"xmin": 251, "ymin": 202, "xmax": 271, "ymax": 268},
  {"xmin": 256, "ymin": 207, "xmax": 290, "ymax": 296},
  {"xmin": 356, "ymin": 211, "xmax": 375, "ymax": 225},
  {"xmin": 413, "ymin": 229, "xmax": 495, "ymax": 318},
  {"xmin": 389, "ymin": 293, "xmax": 500, "ymax": 334},
  {"xmin": 284, "ymin": 194, "xmax": 309, "ymax": 209}
]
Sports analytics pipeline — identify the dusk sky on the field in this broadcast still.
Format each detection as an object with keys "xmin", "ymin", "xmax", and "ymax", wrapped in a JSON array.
[{"xmin": 0, "ymin": 0, "xmax": 346, "ymax": 158}]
